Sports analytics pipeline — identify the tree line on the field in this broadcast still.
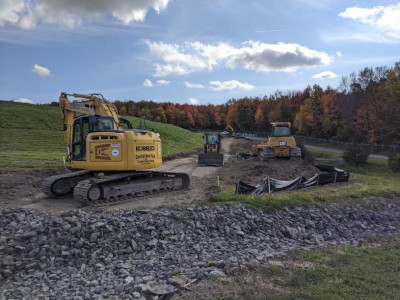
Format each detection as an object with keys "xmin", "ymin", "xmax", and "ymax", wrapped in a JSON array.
[{"xmin": 112, "ymin": 62, "xmax": 399, "ymax": 145}]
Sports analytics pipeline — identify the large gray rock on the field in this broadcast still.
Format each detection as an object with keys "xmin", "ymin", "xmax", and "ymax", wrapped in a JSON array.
[{"xmin": 1, "ymin": 199, "xmax": 400, "ymax": 299}]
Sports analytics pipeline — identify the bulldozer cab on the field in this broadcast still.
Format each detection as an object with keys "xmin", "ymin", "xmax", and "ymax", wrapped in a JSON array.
[{"xmin": 271, "ymin": 123, "xmax": 291, "ymax": 137}]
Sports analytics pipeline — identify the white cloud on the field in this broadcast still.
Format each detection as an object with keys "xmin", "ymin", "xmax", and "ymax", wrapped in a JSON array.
[
  {"xmin": 32, "ymin": 64, "xmax": 50, "ymax": 77},
  {"xmin": 0, "ymin": 0, "xmax": 169, "ymax": 29},
  {"xmin": 156, "ymin": 79, "xmax": 170, "ymax": 86},
  {"xmin": 189, "ymin": 98, "xmax": 199, "ymax": 105},
  {"xmin": 336, "ymin": 51, "xmax": 342, "ymax": 57},
  {"xmin": 209, "ymin": 80, "xmax": 255, "ymax": 91},
  {"xmin": 339, "ymin": 6, "xmax": 384, "ymax": 24},
  {"xmin": 154, "ymin": 64, "xmax": 190, "ymax": 77},
  {"xmin": 0, "ymin": 0, "xmax": 25, "ymax": 27},
  {"xmin": 225, "ymin": 41, "xmax": 330, "ymax": 72},
  {"xmin": 184, "ymin": 82, "xmax": 204, "ymax": 89},
  {"xmin": 312, "ymin": 71, "xmax": 338, "ymax": 79},
  {"xmin": 146, "ymin": 40, "xmax": 331, "ymax": 77},
  {"xmin": 143, "ymin": 79, "xmax": 153, "ymax": 87},
  {"xmin": 14, "ymin": 97, "xmax": 33, "ymax": 104},
  {"xmin": 338, "ymin": 3, "xmax": 400, "ymax": 42}
]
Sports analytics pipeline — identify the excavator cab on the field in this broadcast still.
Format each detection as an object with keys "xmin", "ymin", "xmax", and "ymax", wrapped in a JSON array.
[{"xmin": 71, "ymin": 115, "xmax": 121, "ymax": 161}]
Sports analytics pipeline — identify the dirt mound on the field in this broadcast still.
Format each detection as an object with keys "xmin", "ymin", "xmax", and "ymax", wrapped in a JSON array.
[
  {"xmin": 220, "ymin": 137, "xmax": 320, "ymax": 186},
  {"xmin": 216, "ymin": 157, "xmax": 319, "ymax": 186}
]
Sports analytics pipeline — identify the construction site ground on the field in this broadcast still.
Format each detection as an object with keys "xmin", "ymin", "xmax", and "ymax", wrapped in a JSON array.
[{"xmin": 0, "ymin": 138, "xmax": 320, "ymax": 212}]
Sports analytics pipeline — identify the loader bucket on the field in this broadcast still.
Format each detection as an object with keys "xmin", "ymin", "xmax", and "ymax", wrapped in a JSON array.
[{"xmin": 198, "ymin": 152, "xmax": 224, "ymax": 166}]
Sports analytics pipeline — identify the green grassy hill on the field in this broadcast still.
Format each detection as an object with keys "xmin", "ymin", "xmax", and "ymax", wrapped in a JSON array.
[{"xmin": 0, "ymin": 101, "xmax": 203, "ymax": 171}]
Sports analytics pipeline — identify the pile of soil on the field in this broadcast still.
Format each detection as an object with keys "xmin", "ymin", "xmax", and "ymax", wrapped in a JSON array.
[
  {"xmin": 219, "ymin": 137, "xmax": 319, "ymax": 186},
  {"xmin": 216, "ymin": 157, "xmax": 319, "ymax": 186}
]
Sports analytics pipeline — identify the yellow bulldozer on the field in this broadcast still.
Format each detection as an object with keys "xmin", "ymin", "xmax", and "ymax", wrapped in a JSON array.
[
  {"xmin": 252, "ymin": 122, "xmax": 301, "ymax": 160},
  {"xmin": 198, "ymin": 133, "xmax": 224, "ymax": 166},
  {"xmin": 42, "ymin": 92, "xmax": 189, "ymax": 206}
]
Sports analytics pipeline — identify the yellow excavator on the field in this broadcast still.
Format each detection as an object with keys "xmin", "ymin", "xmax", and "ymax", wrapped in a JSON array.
[
  {"xmin": 252, "ymin": 122, "xmax": 301, "ymax": 160},
  {"xmin": 42, "ymin": 92, "xmax": 189, "ymax": 206},
  {"xmin": 225, "ymin": 125, "xmax": 236, "ymax": 138}
]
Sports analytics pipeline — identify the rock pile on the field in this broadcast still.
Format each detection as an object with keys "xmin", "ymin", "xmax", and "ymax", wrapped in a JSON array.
[{"xmin": 1, "ymin": 200, "xmax": 400, "ymax": 299}]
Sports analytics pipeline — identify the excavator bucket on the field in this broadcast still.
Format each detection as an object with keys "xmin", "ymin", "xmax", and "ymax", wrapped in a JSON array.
[{"xmin": 198, "ymin": 152, "xmax": 224, "ymax": 166}]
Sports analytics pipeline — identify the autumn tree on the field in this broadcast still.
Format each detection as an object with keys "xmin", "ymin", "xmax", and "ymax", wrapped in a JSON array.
[
  {"xmin": 165, "ymin": 105, "xmax": 176, "ymax": 125},
  {"xmin": 125, "ymin": 101, "xmax": 136, "ymax": 116},
  {"xmin": 255, "ymin": 99, "xmax": 272, "ymax": 131},
  {"xmin": 153, "ymin": 106, "xmax": 167, "ymax": 123},
  {"xmin": 119, "ymin": 106, "xmax": 127, "ymax": 116},
  {"xmin": 137, "ymin": 107, "xmax": 152, "ymax": 120},
  {"xmin": 320, "ymin": 88, "xmax": 339, "ymax": 138},
  {"xmin": 235, "ymin": 98, "xmax": 255, "ymax": 130}
]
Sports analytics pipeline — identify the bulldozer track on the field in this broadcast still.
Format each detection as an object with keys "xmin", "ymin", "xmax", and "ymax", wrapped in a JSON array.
[{"xmin": 257, "ymin": 146, "xmax": 302, "ymax": 161}]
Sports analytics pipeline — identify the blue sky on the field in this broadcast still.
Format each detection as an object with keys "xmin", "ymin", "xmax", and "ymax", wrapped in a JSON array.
[{"xmin": 1, "ymin": 0, "xmax": 399, "ymax": 105}]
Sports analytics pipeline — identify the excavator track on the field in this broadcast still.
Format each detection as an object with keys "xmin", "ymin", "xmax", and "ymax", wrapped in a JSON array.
[
  {"xmin": 41, "ymin": 170, "xmax": 91, "ymax": 198},
  {"xmin": 73, "ymin": 171, "xmax": 190, "ymax": 206}
]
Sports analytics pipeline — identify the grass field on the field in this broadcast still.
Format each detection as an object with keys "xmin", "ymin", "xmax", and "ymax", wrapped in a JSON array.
[
  {"xmin": 0, "ymin": 101, "xmax": 203, "ymax": 171},
  {"xmin": 181, "ymin": 235, "xmax": 400, "ymax": 299}
]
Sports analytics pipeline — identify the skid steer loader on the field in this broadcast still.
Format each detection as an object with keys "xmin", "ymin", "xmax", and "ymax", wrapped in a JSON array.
[
  {"xmin": 252, "ymin": 122, "xmax": 301, "ymax": 161},
  {"xmin": 198, "ymin": 133, "xmax": 224, "ymax": 166}
]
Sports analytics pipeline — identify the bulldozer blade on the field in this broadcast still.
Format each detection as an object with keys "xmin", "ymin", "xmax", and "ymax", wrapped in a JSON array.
[{"xmin": 198, "ymin": 152, "xmax": 224, "ymax": 166}]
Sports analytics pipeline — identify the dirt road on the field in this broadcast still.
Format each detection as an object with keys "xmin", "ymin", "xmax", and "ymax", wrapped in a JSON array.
[
  {"xmin": 0, "ymin": 138, "xmax": 235, "ymax": 212},
  {"xmin": 0, "ymin": 138, "xmax": 329, "ymax": 212}
]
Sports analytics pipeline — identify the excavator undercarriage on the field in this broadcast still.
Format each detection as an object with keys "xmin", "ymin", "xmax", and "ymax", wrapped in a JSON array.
[{"xmin": 42, "ymin": 170, "xmax": 190, "ymax": 206}]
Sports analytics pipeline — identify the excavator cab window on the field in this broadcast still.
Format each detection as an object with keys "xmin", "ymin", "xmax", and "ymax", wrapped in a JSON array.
[
  {"xmin": 72, "ymin": 117, "xmax": 90, "ymax": 161},
  {"xmin": 92, "ymin": 116, "xmax": 114, "ymax": 131}
]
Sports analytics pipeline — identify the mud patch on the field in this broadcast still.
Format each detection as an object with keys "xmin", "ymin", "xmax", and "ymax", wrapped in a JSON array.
[{"xmin": 0, "ymin": 169, "xmax": 62, "ymax": 206}]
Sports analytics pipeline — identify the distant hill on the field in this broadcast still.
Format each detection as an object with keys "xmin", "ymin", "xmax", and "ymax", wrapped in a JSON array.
[{"xmin": 0, "ymin": 101, "xmax": 203, "ymax": 170}]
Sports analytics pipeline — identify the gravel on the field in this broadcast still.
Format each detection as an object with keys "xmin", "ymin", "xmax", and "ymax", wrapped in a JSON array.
[{"xmin": 1, "ymin": 199, "xmax": 400, "ymax": 299}]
